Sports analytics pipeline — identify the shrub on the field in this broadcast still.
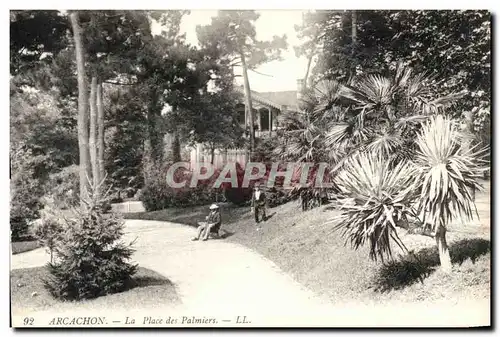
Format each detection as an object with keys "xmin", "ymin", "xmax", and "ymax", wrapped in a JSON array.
[
  {"xmin": 140, "ymin": 162, "xmax": 225, "ymax": 211},
  {"xmin": 31, "ymin": 205, "xmax": 65, "ymax": 263},
  {"xmin": 44, "ymin": 186, "xmax": 137, "ymax": 301},
  {"xmin": 266, "ymin": 188, "xmax": 293, "ymax": 208},
  {"xmin": 223, "ymin": 187, "xmax": 252, "ymax": 206},
  {"xmin": 221, "ymin": 162, "xmax": 252, "ymax": 206}
]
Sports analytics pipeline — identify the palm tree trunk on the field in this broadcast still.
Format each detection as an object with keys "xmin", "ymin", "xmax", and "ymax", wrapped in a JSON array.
[
  {"xmin": 97, "ymin": 81, "xmax": 105, "ymax": 184},
  {"xmin": 435, "ymin": 225, "xmax": 452, "ymax": 273},
  {"xmin": 240, "ymin": 52, "xmax": 255, "ymax": 157},
  {"xmin": 69, "ymin": 11, "xmax": 91, "ymax": 205},
  {"xmin": 89, "ymin": 76, "xmax": 99, "ymax": 191}
]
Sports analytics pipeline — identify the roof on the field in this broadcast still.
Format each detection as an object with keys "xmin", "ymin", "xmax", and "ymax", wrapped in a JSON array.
[
  {"xmin": 234, "ymin": 86, "xmax": 299, "ymax": 112},
  {"xmin": 258, "ymin": 91, "xmax": 298, "ymax": 109}
]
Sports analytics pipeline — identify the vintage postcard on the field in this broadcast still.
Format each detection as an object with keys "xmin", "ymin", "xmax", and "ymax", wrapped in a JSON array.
[{"xmin": 9, "ymin": 8, "xmax": 491, "ymax": 328}]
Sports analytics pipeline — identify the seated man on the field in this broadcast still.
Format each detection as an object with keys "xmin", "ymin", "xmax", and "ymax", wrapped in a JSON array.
[{"xmin": 192, "ymin": 204, "xmax": 221, "ymax": 241}]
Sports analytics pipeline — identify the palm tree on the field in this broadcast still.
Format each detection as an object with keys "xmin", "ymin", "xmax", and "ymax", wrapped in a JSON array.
[
  {"xmin": 413, "ymin": 115, "xmax": 487, "ymax": 272},
  {"xmin": 331, "ymin": 115, "xmax": 487, "ymax": 271},
  {"xmin": 324, "ymin": 63, "xmax": 465, "ymax": 170},
  {"xmin": 276, "ymin": 63, "xmax": 464, "ymax": 177}
]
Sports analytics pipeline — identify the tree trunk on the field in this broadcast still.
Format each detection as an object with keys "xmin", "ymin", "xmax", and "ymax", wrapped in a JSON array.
[
  {"xmin": 146, "ymin": 90, "xmax": 164, "ymax": 165},
  {"xmin": 303, "ymin": 52, "xmax": 314, "ymax": 89},
  {"xmin": 164, "ymin": 129, "xmax": 181, "ymax": 163},
  {"xmin": 210, "ymin": 146, "xmax": 215, "ymax": 165},
  {"xmin": 69, "ymin": 12, "xmax": 91, "ymax": 205},
  {"xmin": 222, "ymin": 148, "xmax": 228, "ymax": 164},
  {"xmin": 351, "ymin": 11, "xmax": 357, "ymax": 51},
  {"xmin": 464, "ymin": 109, "xmax": 476, "ymax": 200},
  {"xmin": 97, "ymin": 81, "xmax": 105, "ymax": 184},
  {"xmin": 240, "ymin": 52, "xmax": 255, "ymax": 157},
  {"xmin": 172, "ymin": 130, "xmax": 181, "ymax": 162},
  {"xmin": 89, "ymin": 77, "xmax": 99, "ymax": 191},
  {"xmin": 435, "ymin": 225, "xmax": 452, "ymax": 273}
]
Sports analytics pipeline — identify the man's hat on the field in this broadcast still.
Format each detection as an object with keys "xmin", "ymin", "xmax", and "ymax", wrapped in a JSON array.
[{"xmin": 209, "ymin": 204, "xmax": 219, "ymax": 210}]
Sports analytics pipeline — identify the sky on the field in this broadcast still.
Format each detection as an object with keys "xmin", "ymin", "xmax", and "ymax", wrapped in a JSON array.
[{"xmin": 154, "ymin": 10, "xmax": 309, "ymax": 93}]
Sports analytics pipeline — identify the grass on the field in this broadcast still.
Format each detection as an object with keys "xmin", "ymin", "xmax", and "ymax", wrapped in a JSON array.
[
  {"xmin": 124, "ymin": 181, "xmax": 490, "ymax": 307},
  {"xmin": 11, "ymin": 266, "xmax": 181, "ymax": 315},
  {"xmin": 11, "ymin": 240, "xmax": 41, "ymax": 255}
]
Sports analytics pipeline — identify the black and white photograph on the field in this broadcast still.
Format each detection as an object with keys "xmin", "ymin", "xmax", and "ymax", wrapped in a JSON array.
[{"xmin": 8, "ymin": 7, "xmax": 491, "ymax": 328}]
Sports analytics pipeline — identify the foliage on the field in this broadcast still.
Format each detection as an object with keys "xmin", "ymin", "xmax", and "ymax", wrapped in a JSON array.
[
  {"xmin": 44, "ymin": 186, "xmax": 137, "ymax": 301},
  {"xmin": 10, "ymin": 10, "xmax": 69, "ymax": 76},
  {"xmin": 196, "ymin": 10, "xmax": 288, "ymax": 72},
  {"xmin": 10, "ymin": 144, "xmax": 45, "ymax": 241},
  {"xmin": 196, "ymin": 10, "xmax": 288, "ymax": 153},
  {"xmin": 104, "ymin": 85, "xmax": 146, "ymax": 197},
  {"xmin": 253, "ymin": 137, "xmax": 280, "ymax": 163},
  {"xmin": 296, "ymin": 10, "xmax": 491, "ymax": 144},
  {"xmin": 413, "ymin": 115, "xmax": 487, "ymax": 231},
  {"xmin": 10, "ymin": 88, "xmax": 78, "ymax": 179},
  {"xmin": 182, "ymin": 89, "xmax": 245, "ymax": 153},
  {"xmin": 332, "ymin": 151, "xmax": 416, "ymax": 261},
  {"xmin": 45, "ymin": 165, "xmax": 80, "ymax": 209}
]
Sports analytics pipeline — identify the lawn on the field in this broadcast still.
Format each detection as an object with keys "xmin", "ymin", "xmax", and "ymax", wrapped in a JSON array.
[
  {"xmin": 124, "ymin": 181, "xmax": 491, "ymax": 307},
  {"xmin": 11, "ymin": 266, "xmax": 181, "ymax": 315},
  {"xmin": 12, "ymin": 240, "xmax": 41, "ymax": 255}
]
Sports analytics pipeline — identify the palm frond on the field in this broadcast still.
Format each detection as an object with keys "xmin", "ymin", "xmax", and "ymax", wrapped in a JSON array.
[
  {"xmin": 420, "ymin": 91, "xmax": 466, "ymax": 114},
  {"xmin": 366, "ymin": 133, "xmax": 405, "ymax": 159},
  {"xmin": 395, "ymin": 115, "xmax": 430, "ymax": 129}
]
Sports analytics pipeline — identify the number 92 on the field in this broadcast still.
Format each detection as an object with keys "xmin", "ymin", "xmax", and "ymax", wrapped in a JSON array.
[{"xmin": 23, "ymin": 317, "xmax": 34, "ymax": 325}]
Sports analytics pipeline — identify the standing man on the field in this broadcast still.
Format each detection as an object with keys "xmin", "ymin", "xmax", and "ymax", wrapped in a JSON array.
[{"xmin": 251, "ymin": 183, "xmax": 267, "ymax": 224}]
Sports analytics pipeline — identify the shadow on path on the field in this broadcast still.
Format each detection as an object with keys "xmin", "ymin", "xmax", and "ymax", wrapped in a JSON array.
[{"xmin": 264, "ymin": 212, "xmax": 277, "ymax": 221}]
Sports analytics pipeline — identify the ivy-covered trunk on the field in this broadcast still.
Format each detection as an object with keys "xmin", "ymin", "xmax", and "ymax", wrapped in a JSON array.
[
  {"xmin": 69, "ymin": 11, "xmax": 91, "ymax": 205},
  {"xmin": 435, "ymin": 225, "xmax": 452, "ymax": 273},
  {"xmin": 89, "ymin": 76, "xmax": 99, "ymax": 190}
]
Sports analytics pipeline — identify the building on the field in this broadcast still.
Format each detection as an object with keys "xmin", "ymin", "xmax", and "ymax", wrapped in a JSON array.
[
  {"xmin": 189, "ymin": 79, "xmax": 304, "ymax": 167},
  {"xmin": 234, "ymin": 80, "xmax": 301, "ymax": 138}
]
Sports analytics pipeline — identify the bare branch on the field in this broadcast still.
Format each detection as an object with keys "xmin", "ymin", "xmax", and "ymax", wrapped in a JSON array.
[
  {"xmin": 249, "ymin": 69, "xmax": 273, "ymax": 77},
  {"xmin": 104, "ymin": 80, "xmax": 139, "ymax": 86}
]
